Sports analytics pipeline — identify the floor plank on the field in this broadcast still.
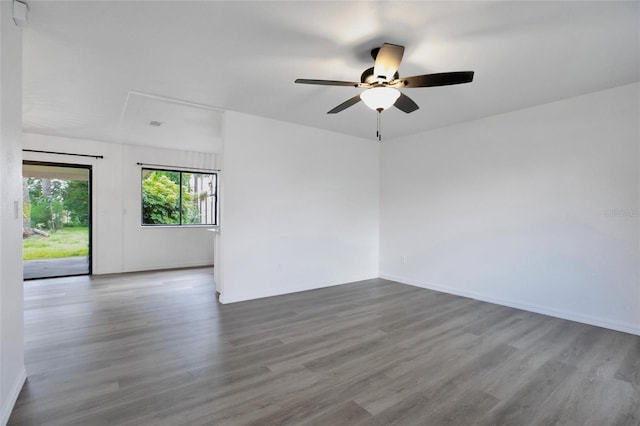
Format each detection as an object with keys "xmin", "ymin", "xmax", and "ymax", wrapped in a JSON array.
[{"xmin": 8, "ymin": 267, "xmax": 640, "ymax": 425}]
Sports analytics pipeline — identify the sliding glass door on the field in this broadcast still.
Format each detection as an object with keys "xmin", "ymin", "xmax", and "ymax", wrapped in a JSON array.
[{"xmin": 22, "ymin": 162, "xmax": 91, "ymax": 279}]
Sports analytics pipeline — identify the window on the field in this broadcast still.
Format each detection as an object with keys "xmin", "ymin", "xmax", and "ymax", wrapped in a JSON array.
[{"xmin": 141, "ymin": 168, "xmax": 217, "ymax": 226}]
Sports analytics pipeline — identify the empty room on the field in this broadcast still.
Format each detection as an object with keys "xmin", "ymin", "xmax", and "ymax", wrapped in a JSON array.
[{"xmin": 1, "ymin": 1, "xmax": 638, "ymax": 425}]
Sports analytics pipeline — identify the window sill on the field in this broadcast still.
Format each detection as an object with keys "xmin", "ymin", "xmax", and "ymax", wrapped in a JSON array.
[{"xmin": 141, "ymin": 224, "xmax": 218, "ymax": 229}]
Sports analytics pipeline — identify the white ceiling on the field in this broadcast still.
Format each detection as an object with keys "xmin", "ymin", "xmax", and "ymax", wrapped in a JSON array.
[
  {"xmin": 119, "ymin": 92, "xmax": 223, "ymax": 153},
  {"xmin": 22, "ymin": 1, "xmax": 639, "ymax": 152}
]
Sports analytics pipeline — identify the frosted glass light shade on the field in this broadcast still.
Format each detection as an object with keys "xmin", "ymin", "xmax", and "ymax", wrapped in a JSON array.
[{"xmin": 360, "ymin": 87, "xmax": 401, "ymax": 111}]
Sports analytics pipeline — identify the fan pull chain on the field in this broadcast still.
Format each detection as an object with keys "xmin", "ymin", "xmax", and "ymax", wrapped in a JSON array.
[{"xmin": 376, "ymin": 109, "xmax": 383, "ymax": 141}]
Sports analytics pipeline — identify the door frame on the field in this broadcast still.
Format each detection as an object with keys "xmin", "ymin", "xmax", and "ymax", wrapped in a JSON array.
[{"xmin": 22, "ymin": 160, "xmax": 93, "ymax": 279}]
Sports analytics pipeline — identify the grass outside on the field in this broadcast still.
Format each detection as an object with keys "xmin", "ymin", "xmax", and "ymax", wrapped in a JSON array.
[{"xmin": 23, "ymin": 227, "xmax": 89, "ymax": 260}]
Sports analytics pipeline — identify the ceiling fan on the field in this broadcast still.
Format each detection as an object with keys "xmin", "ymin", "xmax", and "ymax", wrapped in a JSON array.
[{"xmin": 295, "ymin": 43, "xmax": 474, "ymax": 140}]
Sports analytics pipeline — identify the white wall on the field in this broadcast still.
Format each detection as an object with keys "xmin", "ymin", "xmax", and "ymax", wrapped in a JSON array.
[
  {"xmin": 380, "ymin": 83, "xmax": 640, "ymax": 335},
  {"xmin": 22, "ymin": 134, "xmax": 216, "ymax": 274},
  {"xmin": 121, "ymin": 144, "xmax": 216, "ymax": 272},
  {"xmin": 0, "ymin": 2, "xmax": 26, "ymax": 424},
  {"xmin": 220, "ymin": 112, "xmax": 379, "ymax": 303}
]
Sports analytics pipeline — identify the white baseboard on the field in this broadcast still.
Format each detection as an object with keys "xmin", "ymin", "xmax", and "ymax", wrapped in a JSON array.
[
  {"xmin": 380, "ymin": 274, "xmax": 640, "ymax": 336},
  {"xmin": 220, "ymin": 274, "xmax": 378, "ymax": 304},
  {"xmin": 120, "ymin": 262, "xmax": 214, "ymax": 274},
  {"xmin": 1, "ymin": 367, "xmax": 26, "ymax": 426}
]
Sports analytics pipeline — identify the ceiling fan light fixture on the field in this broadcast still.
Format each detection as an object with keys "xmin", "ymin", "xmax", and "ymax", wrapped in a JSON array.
[{"xmin": 360, "ymin": 87, "xmax": 400, "ymax": 111}]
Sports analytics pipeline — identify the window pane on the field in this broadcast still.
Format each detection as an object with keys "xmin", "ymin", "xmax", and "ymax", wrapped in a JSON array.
[
  {"xmin": 181, "ymin": 172, "xmax": 216, "ymax": 225},
  {"xmin": 141, "ymin": 170, "xmax": 181, "ymax": 224}
]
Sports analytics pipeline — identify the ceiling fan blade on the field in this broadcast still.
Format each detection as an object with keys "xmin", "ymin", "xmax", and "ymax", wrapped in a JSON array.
[
  {"xmin": 394, "ymin": 93, "xmax": 419, "ymax": 113},
  {"xmin": 373, "ymin": 43, "xmax": 405, "ymax": 81},
  {"xmin": 327, "ymin": 95, "xmax": 362, "ymax": 114},
  {"xmin": 295, "ymin": 79, "xmax": 360, "ymax": 87},
  {"xmin": 399, "ymin": 71, "xmax": 474, "ymax": 88}
]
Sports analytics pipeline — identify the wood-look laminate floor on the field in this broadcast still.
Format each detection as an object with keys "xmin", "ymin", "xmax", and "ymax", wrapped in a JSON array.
[{"xmin": 9, "ymin": 267, "xmax": 640, "ymax": 425}]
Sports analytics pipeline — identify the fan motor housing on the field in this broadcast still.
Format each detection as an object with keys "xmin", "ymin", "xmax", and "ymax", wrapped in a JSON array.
[{"xmin": 360, "ymin": 67, "xmax": 399, "ymax": 84}]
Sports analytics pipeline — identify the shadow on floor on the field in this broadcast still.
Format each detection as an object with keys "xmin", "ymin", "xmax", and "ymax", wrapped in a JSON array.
[{"xmin": 24, "ymin": 256, "xmax": 89, "ymax": 279}]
